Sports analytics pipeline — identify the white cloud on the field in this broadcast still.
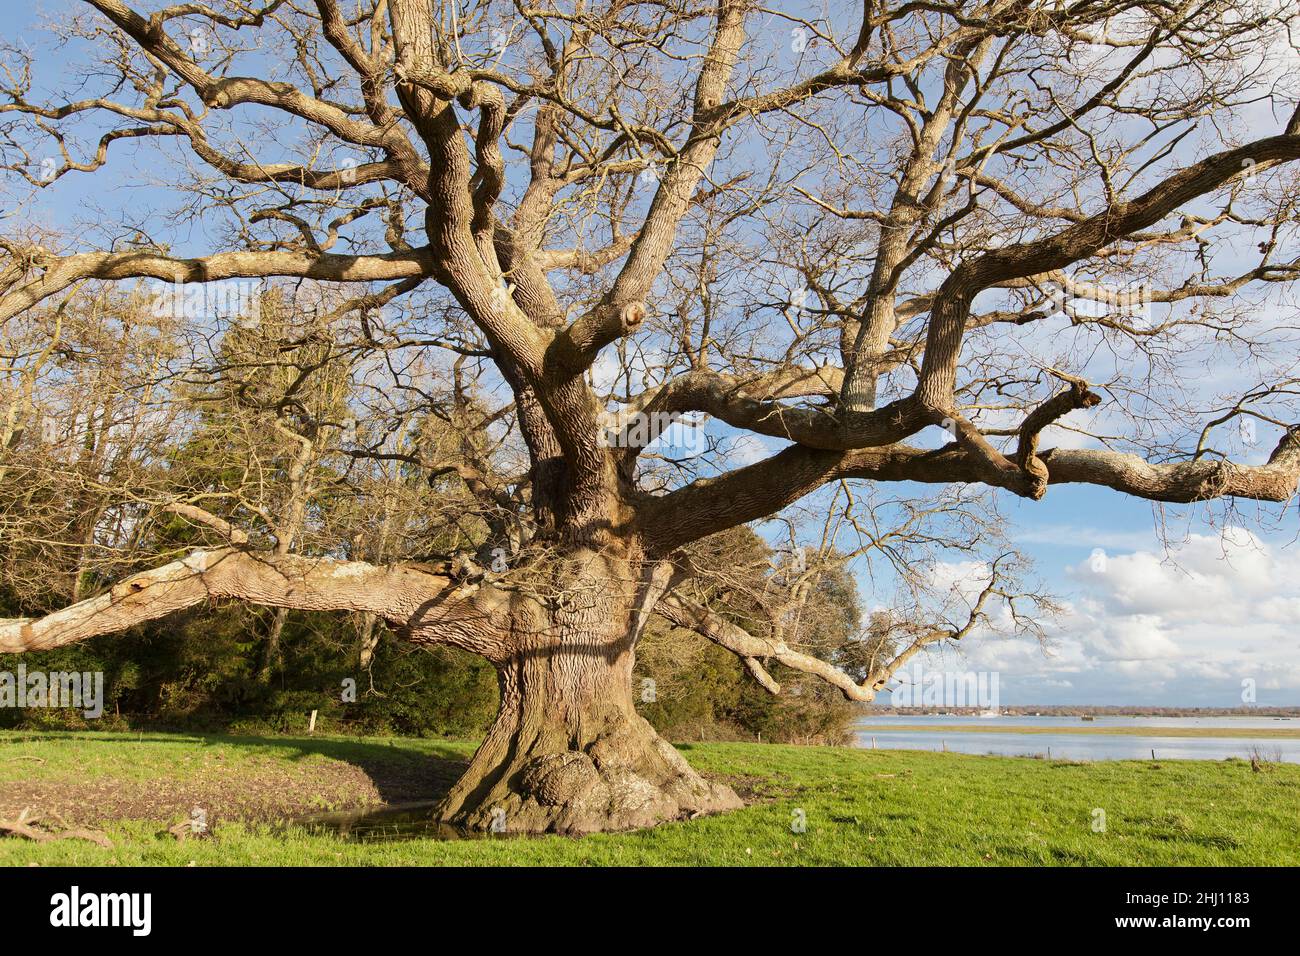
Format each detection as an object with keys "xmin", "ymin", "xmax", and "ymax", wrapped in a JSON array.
[
  {"xmin": 925, "ymin": 559, "xmax": 991, "ymax": 596},
  {"xmin": 1085, "ymin": 614, "xmax": 1182, "ymax": 662},
  {"xmin": 723, "ymin": 432, "xmax": 775, "ymax": 467},
  {"xmin": 914, "ymin": 527, "xmax": 1300, "ymax": 705}
]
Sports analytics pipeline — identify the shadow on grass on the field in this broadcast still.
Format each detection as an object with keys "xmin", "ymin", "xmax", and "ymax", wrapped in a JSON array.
[
  {"xmin": 224, "ymin": 734, "xmax": 471, "ymax": 803},
  {"xmin": 3, "ymin": 729, "xmax": 472, "ymax": 806}
]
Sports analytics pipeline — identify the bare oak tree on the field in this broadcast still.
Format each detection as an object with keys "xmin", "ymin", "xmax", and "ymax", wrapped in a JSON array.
[{"xmin": 3, "ymin": 0, "xmax": 1300, "ymax": 831}]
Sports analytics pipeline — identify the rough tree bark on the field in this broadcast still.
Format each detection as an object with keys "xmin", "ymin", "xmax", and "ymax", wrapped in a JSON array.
[{"xmin": 433, "ymin": 549, "xmax": 741, "ymax": 833}]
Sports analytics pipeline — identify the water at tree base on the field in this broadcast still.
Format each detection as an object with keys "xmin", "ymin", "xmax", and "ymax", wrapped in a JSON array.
[{"xmin": 288, "ymin": 802, "xmax": 491, "ymax": 843}]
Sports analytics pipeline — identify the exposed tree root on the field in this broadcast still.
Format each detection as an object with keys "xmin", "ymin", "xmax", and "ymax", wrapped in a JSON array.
[
  {"xmin": 0, "ymin": 807, "xmax": 113, "ymax": 848},
  {"xmin": 440, "ymin": 713, "xmax": 743, "ymax": 835}
]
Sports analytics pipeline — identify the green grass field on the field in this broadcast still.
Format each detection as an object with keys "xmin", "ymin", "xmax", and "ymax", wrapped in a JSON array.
[{"xmin": 2, "ymin": 730, "xmax": 1298, "ymax": 866}]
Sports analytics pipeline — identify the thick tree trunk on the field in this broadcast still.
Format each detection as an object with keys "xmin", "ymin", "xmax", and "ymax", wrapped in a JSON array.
[
  {"xmin": 437, "ymin": 649, "xmax": 742, "ymax": 834},
  {"xmin": 434, "ymin": 551, "xmax": 742, "ymax": 834}
]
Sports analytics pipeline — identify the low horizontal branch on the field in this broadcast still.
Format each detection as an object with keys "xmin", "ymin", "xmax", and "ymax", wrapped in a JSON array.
[{"xmin": 0, "ymin": 549, "xmax": 453, "ymax": 654}]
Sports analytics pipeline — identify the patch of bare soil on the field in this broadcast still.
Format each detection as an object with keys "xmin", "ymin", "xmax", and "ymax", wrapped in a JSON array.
[{"xmin": 0, "ymin": 752, "xmax": 468, "ymax": 828}]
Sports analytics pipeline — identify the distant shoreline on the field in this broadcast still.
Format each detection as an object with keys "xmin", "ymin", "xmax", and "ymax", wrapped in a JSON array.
[
  {"xmin": 855, "ymin": 723, "xmax": 1300, "ymax": 739},
  {"xmin": 860, "ymin": 707, "xmax": 1300, "ymax": 717}
]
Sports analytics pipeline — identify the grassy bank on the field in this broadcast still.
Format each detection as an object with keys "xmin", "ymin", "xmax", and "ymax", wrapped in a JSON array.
[{"xmin": 2, "ymin": 730, "xmax": 1298, "ymax": 866}]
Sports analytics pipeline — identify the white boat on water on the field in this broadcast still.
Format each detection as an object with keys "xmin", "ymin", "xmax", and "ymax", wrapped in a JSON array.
[{"xmin": 978, "ymin": 709, "xmax": 1001, "ymax": 718}]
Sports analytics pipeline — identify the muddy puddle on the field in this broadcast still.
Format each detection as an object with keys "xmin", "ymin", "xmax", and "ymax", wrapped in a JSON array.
[{"xmin": 287, "ymin": 802, "xmax": 495, "ymax": 842}]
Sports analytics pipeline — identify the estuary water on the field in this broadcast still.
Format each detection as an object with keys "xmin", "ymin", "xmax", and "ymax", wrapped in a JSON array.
[{"xmin": 852, "ymin": 714, "xmax": 1300, "ymax": 763}]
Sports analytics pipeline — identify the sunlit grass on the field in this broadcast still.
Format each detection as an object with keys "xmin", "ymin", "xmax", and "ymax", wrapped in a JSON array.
[{"xmin": 2, "ymin": 730, "xmax": 1297, "ymax": 866}]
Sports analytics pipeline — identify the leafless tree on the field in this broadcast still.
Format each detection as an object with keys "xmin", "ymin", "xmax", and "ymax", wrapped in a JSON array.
[{"xmin": 3, "ymin": 0, "xmax": 1300, "ymax": 832}]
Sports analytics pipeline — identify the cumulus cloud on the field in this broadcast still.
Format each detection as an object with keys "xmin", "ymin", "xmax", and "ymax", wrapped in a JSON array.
[
  {"xmin": 913, "ymin": 528, "xmax": 1300, "ymax": 705},
  {"xmin": 723, "ymin": 432, "xmax": 776, "ymax": 467}
]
